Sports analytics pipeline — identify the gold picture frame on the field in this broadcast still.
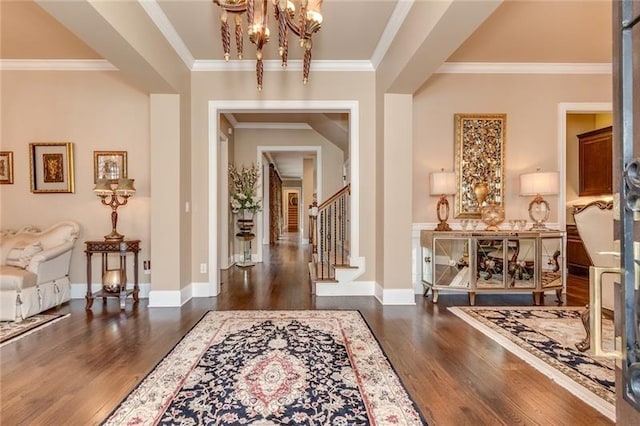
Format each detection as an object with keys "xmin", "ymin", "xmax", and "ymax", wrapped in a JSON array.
[
  {"xmin": 29, "ymin": 142, "xmax": 74, "ymax": 193},
  {"xmin": 454, "ymin": 114, "xmax": 506, "ymax": 218},
  {"xmin": 0, "ymin": 151, "xmax": 14, "ymax": 184},
  {"xmin": 94, "ymin": 151, "xmax": 128, "ymax": 183}
]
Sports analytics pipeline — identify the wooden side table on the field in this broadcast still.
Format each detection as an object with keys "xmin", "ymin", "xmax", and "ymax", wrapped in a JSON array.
[{"xmin": 85, "ymin": 240, "xmax": 140, "ymax": 310}]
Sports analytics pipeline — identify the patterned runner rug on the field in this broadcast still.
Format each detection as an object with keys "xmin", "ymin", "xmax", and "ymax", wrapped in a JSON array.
[
  {"xmin": 0, "ymin": 313, "xmax": 70, "ymax": 347},
  {"xmin": 449, "ymin": 306, "xmax": 615, "ymax": 421},
  {"xmin": 104, "ymin": 310, "xmax": 427, "ymax": 425}
]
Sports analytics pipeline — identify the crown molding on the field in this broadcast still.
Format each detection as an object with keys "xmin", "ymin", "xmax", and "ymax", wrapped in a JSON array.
[
  {"xmin": 235, "ymin": 122, "xmax": 312, "ymax": 130},
  {"xmin": 436, "ymin": 62, "xmax": 612, "ymax": 75},
  {"xmin": 139, "ymin": 0, "xmax": 195, "ymax": 69},
  {"xmin": 370, "ymin": 0, "xmax": 414, "ymax": 69},
  {"xmin": 0, "ymin": 59, "xmax": 118, "ymax": 71},
  {"xmin": 192, "ymin": 59, "xmax": 373, "ymax": 72}
]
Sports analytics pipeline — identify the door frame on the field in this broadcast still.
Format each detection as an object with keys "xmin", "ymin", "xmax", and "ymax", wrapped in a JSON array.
[
  {"xmin": 208, "ymin": 100, "xmax": 360, "ymax": 296},
  {"xmin": 557, "ymin": 102, "xmax": 613, "ymax": 228}
]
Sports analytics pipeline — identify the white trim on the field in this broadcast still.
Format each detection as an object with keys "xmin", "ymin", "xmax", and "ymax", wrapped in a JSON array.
[
  {"xmin": 148, "ymin": 290, "xmax": 183, "ymax": 307},
  {"xmin": 448, "ymin": 307, "xmax": 615, "ymax": 421},
  {"xmin": 370, "ymin": 0, "xmax": 414, "ymax": 69},
  {"xmin": 0, "ymin": 59, "xmax": 118, "ymax": 71},
  {"xmin": 437, "ymin": 62, "xmax": 612, "ymax": 75},
  {"xmin": 139, "ymin": 0, "xmax": 195, "ymax": 68},
  {"xmin": 191, "ymin": 282, "xmax": 214, "ymax": 297},
  {"xmin": 224, "ymin": 113, "xmax": 239, "ymax": 127},
  {"xmin": 235, "ymin": 122, "xmax": 312, "ymax": 130},
  {"xmin": 193, "ymin": 59, "xmax": 373, "ymax": 72},
  {"xmin": 181, "ymin": 284, "xmax": 193, "ymax": 305},
  {"xmin": 374, "ymin": 284, "xmax": 417, "ymax": 305},
  {"xmin": 556, "ymin": 103, "xmax": 612, "ymax": 230},
  {"xmin": 70, "ymin": 283, "xmax": 150, "ymax": 299},
  {"xmin": 257, "ymin": 145, "xmax": 322, "ymax": 262},
  {"xmin": 315, "ymin": 281, "xmax": 376, "ymax": 296},
  {"xmin": 209, "ymin": 100, "xmax": 360, "ymax": 298}
]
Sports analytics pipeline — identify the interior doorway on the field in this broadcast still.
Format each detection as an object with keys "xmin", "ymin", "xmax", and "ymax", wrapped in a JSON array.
[{"xmin": 285, "ymin": 189, "xmax": 301, "ymax": 233}]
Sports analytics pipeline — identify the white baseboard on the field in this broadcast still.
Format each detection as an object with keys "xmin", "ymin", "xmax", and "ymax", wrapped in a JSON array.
[
  {"xmin": 148, "ymin": 290, "xmax": 184, "ymax": 307},
  {"xmin": 315, "ymin": 280, "xmax": 375, "ymax": 296},
  {"xmin": 70, "ymin": 283, "xmax": 150, "ymax": 299},
  {"xmin": 374, "ymin": 284, "xmax": 416, "ymax": 305},
  {"xmin": 192, "ymin": 281, "xmax": 218, "ymax": 297}
]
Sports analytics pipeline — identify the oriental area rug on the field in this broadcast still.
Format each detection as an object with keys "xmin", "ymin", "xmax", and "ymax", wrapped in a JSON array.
[
  {"xmin": 449, "ymin": 306, "xmax": 615, "ymax": 421},
  {"xmin": 103, "ymin": 310, "xmax": 427, "ymax": 425},
  {"xmin": 0, "ymin": 313, "xmax": 70, "ymax": 347}
]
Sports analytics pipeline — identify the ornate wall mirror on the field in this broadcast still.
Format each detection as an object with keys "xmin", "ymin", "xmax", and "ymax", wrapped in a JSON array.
[{"xmin": 454, "ymin": 113, "xmax": 506, "ymax": 218}]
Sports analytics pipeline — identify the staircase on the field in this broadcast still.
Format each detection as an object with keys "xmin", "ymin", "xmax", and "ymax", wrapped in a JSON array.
[{"xmin": 308, "ymin": 184, "xmax": 360, "ymax": 292}]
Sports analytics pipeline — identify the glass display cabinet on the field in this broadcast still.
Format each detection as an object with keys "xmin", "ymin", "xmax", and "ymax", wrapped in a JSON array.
[{"xmin": 421, "ymin": 230, "xmax": 565, "ymax": 305}]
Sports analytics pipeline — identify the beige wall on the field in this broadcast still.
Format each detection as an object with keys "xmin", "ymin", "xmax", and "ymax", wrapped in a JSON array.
[
  {"xmin": 234, "ymin": 129, "xmax": 343, "ymax": 201},
  {"xmin": 190, "ymin": 70, "xmax": 377, "ymax": 282},
  {"xmin": 413, "ymin": 73, "xmax": 612, "ymax": 226},
  {"xmin": 0, "ymin": 71, "xmax": 150, "ymax": 286}
]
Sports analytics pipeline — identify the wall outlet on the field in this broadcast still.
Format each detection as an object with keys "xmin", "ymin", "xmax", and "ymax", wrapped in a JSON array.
[
  {"xmin": 143, "ymin": 260, "xmax": 151, "ymax": 275},
  {"xmin": 200, "ymin": 263, "xmax": 207, "ymax": 274}
]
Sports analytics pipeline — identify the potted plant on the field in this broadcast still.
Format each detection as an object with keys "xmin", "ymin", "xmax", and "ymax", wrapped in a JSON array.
[{"xmin": 229, "ymin": 164, "xmax": 262, "ymax": 233}]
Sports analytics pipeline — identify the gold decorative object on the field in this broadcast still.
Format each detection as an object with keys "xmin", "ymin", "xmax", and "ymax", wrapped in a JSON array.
[
  {"xmin": 454, "ymin": 114, "xmax": 506, "ymax": 218},
  {"xmin": 473, "ymin": 182, "xmax": 489, "ymax": 207},
  {"xmin": 94, "ymin": 178, "xmax": 136, "ymax": 241},
  {"xmin": 102, "ymin": 269, "xmax": 124, "ymax": 293},
  {"xmin": 214, "ymin": 0, "xmax": 324, "ymax": 91},
  {"xmin": 481, "ymin": 203, "xmax": 505, "ymax": 231}
]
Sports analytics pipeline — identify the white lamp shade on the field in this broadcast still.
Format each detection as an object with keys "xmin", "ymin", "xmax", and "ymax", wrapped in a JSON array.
[
  {"xmin": 520, "ymin": 171, "xmax": 559, "ymax": 196},
  {"xmin": 430, "ymin": 172, "xmax": 456, "ymax": 195}
]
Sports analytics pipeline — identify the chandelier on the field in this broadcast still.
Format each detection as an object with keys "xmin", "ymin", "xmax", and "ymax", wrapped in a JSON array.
[{"xmin": 214, "ymin": 0, "xmax": 323, "ymax": 91}]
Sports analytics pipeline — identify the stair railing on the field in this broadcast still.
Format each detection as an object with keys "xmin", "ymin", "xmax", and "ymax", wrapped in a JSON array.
[{"xmin": 313, "ymin": 184, "xmax": 350, "ymax": 280}]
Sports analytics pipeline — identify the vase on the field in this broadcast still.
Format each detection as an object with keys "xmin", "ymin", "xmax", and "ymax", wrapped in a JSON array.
[
  {"xmin": 237, "ymin": 211, "xmax": 254, "ymax": 235},
  {"xmin": 473, "ymin": 182, "xmax": 489, "ymax": 208}
]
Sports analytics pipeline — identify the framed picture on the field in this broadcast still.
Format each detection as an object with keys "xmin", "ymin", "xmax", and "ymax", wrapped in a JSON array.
[
  {"xmin": 94, "ymin": 151, "xmax": 127, "ymax": 183},
  {"xmin": 454, "ymin": 114, "xmax": 506, "ymax": 218},
  {"xmin": 29, "ymin": 142, "xmax": 75, "ymax": 193},
  {"xmin": 0, "ymin": 151, "xmax": 14, "ymax": 184}
]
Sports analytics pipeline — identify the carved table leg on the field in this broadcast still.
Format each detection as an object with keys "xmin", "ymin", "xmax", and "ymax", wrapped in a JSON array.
[
  {"xmin": 575, "ymin": 305, "xmax": 591, "ymax": 352},
  {"xmin": 469, "ymin": 292, "xmax": 476, "ymax": 306},
  {"xmin": 555, "ymin": 288, "xmax": 563, "ymax": 303},
  {"xmin": 432, "ymin": 289, "xmax": 439, "ymax": 304}
]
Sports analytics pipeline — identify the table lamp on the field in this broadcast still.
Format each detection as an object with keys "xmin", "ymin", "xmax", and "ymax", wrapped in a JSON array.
[
  {"xmin": 430, "ymin": 169, "xmax": 456, "ymax": 231},
  {"xmin": 520, "ymin": 169, "xmax": 559, "ymax": 230}
]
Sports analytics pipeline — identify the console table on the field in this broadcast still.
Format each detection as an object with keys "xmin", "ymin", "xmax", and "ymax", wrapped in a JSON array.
[
  {"xmin": 421, "ymin": 230, "xmax": 565, "ymax": 305},
  {"xmin": 85, "ymin": 240, "xmax": 140, "ymax": 310}
]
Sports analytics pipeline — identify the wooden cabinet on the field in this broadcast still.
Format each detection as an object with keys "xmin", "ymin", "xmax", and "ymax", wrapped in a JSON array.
[
  {"xmin": 420, "ymin": 230, "xmax": 565, "ymax": 305},
  {"xmin": 566, "ymin": 224, "xmax": 592, "ymax": 277},
  {"xmin": 578, "ymin": 126, "xmax": 613, "ymax": 196}
]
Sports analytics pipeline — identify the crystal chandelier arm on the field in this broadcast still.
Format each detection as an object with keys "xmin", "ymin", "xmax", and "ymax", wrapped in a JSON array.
[
  {"xmin": 235, "ymin": 13, "xmax": 244, "ymax": 59},
  {"xmin": 303, "ymin": 40, "xmax": 311, "ymax": 85},
  {"xmin": 220, "ymin": 10, "xmax": 231, "ymax": 61}
]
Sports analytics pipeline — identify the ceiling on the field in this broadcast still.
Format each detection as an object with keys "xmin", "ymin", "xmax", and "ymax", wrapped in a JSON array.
[{"xmin": 1, "ymin": 0, "xmax": 612, "ymax": 179}]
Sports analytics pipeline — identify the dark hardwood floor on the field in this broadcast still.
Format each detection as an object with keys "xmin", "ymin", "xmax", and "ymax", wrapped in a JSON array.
[{"xmin": 0, "ymin": 238, "xmax": 609, "ymax": 425}]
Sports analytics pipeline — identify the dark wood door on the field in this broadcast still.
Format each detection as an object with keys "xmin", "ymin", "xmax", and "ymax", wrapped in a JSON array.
[{"xmin": 613, "ymin": 0, "xmax": 640, "ymax": 420}]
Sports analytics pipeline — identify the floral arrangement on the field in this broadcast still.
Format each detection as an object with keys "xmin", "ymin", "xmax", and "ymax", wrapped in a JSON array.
[{"xmin": 229, "ymin": 163, "xmax": 262, "ymax": 214}]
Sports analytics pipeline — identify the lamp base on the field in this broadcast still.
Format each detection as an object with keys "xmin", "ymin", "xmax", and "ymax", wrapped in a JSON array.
[
  {"xmin": 104, "ymin": 231, "xmax": 125, "ymax": 242},
  {"xmin": 435, "ymin": 195, "xmax": 452, "ymax": 231},
  {"xmin": 435, "ymin": 221, "xmax": 452, "ymax": 231}
]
